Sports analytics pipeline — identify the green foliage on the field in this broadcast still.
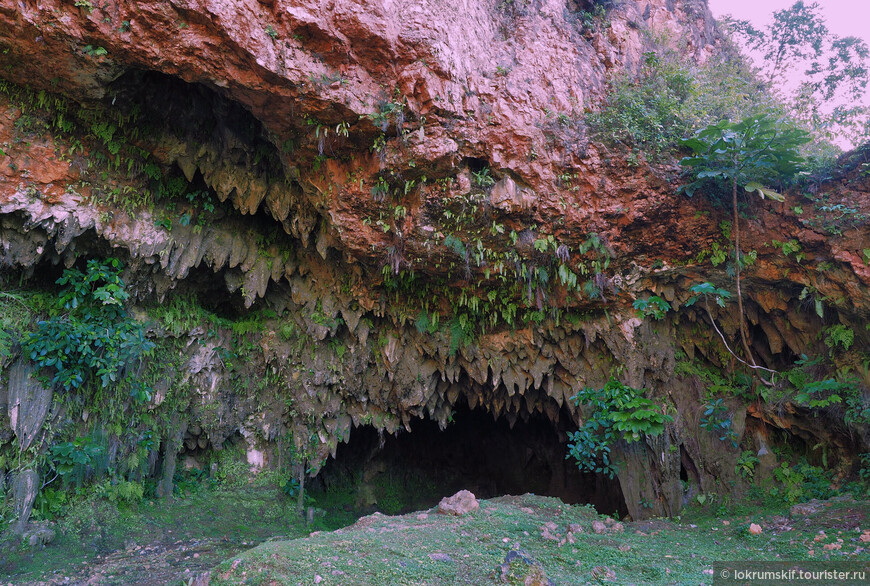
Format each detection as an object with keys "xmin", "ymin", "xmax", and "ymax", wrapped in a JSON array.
[
  {"xmin": 823, "ymin": 325, "xmax": 854, "ymax": 352},
  {"xmin": 632, "ymin": 295, "xmax": 671, "ymax": 320},
  {"xmin": 724, "ymin": 1, "xmax": 870, "ymax": 145},
  {"xmin": 860, "ymin": 453, "xmax": 870, "ymax": 483},
  {"xmin": 735, "ymin": 450, "xmax": 760, "ymax": 480},
  {"xmin": 93, "ymin": 479, "xmax": 145, "ymax": 505},
  {"xmin": 81, "ymin": 45, "xmax": 107, "ymax": 57},
  {"xmin": 567, "ymin": 378, "xmax": 671, "ymax": 478},
  {"xmin": 765, "ymin": 460, "xmax": 839, "ymax": 505},
  {"xmin": 586, "ymin": 40, "xmax": 777, "ymax": 161},
  {"xmin": 782, "ymin": 355, "xmax": 867, "ymax": 424},
  {"xmin": 50, "ymin": 433, "xmax": 108, "ymax": 489},
  {"xmin": 699, "ymin": 398, "xmax": 738, "ymax": 447},
  {"xmin": 22, "ymin": 258, "xmax": 153, "ymax": 392},
  {"xmin": 771, "ymin": 462, "xmax": 806, "ymax": 504},
  {"xmin": 685, "ymin": 282, "xmax": 731, "ymax": 308},
  {"xmin": 679, "ymin": 114, "xmax": 809, "ymax": 199},
  {"xmin": 771, "ymin": 238, "xmax": 804, "ymax": 262},
  {"xmin": 32, "ymin": 487, "xmax": 68, "ymax": 521},
  {"xmin": 279, "ymin": 476, "xmax": 301, "ymax": 498},
  {"xmin": 471, "ymin": 167, "xmax": 496, "ymax": 188}
]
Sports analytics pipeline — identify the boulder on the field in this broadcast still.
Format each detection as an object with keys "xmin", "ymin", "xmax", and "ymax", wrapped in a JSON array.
[
  {"xmin": 24, "ymin": 525, "xmax": 56, "ymax": 547},
  {"xmin": 437, "ymin": 490, "xmax": 479, "ymax": 516},
  {"xmin": 11, "ymin": 469, "xmax": 39, "ymax": 535},
  {"xmin": 8, "ymin": 361, "xmax": 53, "ymax": 452}
]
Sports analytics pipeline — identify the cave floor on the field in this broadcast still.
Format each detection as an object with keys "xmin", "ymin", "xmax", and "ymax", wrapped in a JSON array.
[{"xmin": 3, "ymin": 487, "xmax": 869, "ymax": 585}]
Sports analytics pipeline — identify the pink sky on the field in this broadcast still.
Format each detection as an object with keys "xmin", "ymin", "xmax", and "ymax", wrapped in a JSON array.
[
  {"xmin": 706, "ymin": 0, "xmax": 870, "ymax": 147},
  {"xmin": 706, "ymin": 0, "xmax": 870, "ymax": 41}
]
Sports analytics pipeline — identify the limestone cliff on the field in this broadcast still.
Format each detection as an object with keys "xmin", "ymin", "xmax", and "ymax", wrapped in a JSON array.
[{"xmin": 0, "ymin": 0, "xmax": 867, "ymax": 521}]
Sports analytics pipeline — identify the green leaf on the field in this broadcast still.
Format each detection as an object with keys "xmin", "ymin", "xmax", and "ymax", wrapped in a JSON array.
[{"xmin": 744, "ymin": 181, "xmax": 785, "ymax": 202}]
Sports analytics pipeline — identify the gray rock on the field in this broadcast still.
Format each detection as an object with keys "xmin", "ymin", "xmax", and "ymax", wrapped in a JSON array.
[
  {"xmin": 790, "ymin": 500, "xmax": 826, "ymax": 516},
  {"xmin": 8, "ymin": 361, "xmax": 53, "ymax": 451},
  {"xmin": 592, "ymin": 520, "xmax": 608, "ymax": 534},
  {"xmin": 25, "ymin": 526, "xmax": 56, "ymax": 547},
  {"xmin": 11, "ymin": 469, "xmax": 39, "ymax": 535}
]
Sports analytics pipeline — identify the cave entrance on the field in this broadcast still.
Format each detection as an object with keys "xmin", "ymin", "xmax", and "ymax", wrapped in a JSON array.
[{"xmin": 312, "ymin": 403, "xmax": 627, "ymax": 520}]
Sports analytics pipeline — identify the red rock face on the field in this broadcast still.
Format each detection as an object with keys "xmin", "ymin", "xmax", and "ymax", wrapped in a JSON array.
[
  {"xmin": 0, "ymin": 0, "xmax": 722, "ymax": 262},
  {"xmin": 1, "ymin": 0, "xmax": 868, "ymax": 520}
]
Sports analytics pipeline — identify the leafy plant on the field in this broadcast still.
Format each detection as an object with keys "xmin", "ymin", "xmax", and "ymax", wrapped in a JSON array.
[
  {"xmin": 50, "ymin": 433, "xmax": 108, "ymax": 489},
  {"xmin": 699, "ymin": 398, "xmax": 738, "ymax": 448},
  {"xmin": 735, "ymin": 450, "xmax": 760, "ymax": 479},
  {"xmin": 82, "ymin": 45, "xmax": 107, "ymax": 57},
  {"xmin": 771, "ymin": 462, "xmax": 807, "ymax": 504},
  {"xmin": 471, "ymin": 167, "xmax": 496, "ymax": 188},
  {"xmin": 680, "ymin": 115, "xmax": 809, "ymax": 381},
  {"xmin": 859, "ymin": 453, "xmax": 870, "ymax": 483},
  {"xmin": 567, "ymin": 378, "xmax": 671, "ymax": 478},
  {"xmin": 22, "ymin": 258, "xmax": 154, "ymax": 392},
  {"xmin": 823, "ymin": 324, "xmax": 854, "ymax": 352},
  {"xmin": 632, "ymin": 295, "xmax": 671, "ymax": 320}
]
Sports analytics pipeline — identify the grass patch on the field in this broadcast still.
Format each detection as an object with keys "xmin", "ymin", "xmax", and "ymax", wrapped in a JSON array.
[
  {"xmin": 0, "ymin": 478, "xmax": 311, "ymax": 584},
  {"xmin": 211, "ymin": 493, "xmax": 870, "ymax": 585}
]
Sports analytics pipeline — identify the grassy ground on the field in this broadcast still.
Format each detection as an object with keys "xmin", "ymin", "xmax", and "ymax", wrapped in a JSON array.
[
  {"xmin": 0, "ymin": 480, "xmax": 310, "ymax": 585},
  {"xmin": 2, "ymin": 480, "xmax": 869, "ymax": 585},
  {"xmin": 210, "ymin": 493, "xmax": 870, "ymax": 585}
]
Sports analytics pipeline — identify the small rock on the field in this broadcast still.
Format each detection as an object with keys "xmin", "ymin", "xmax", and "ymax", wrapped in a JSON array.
[
  {"xmin": 437, "ymin": 490, "xmax": 479, "ymax": 516},
  {"xmin": 860, "ymin": 531, "xmax": 870, "ymax": 543},
  {"xmin": 790, "ymin": 500, "xmax": 825, "ymax": 516},
  {"xmin": 416, "ymin": 513, "xmax": 428, "ymax": 521},
  {"xmin": 429, "ymin": 553, "xmax": 453, "ymax": 562},
  {"xmin": 497, "ymin": 550, "xmax": 551, "ymax": 585},
  {"xmin": 618, "ymin": 544, "xmax": 631, "ymax": 552},
  {"xmin": 604, "ymin": 517, "xmax": 615, "ymax": 526},
  {"xmin": 540, "ymin": 523, "xmax": 560, "ymax": 541},
  {"xmin": 314, "ymin": 575, "xmax": 323, "ymax": 584},
  {"xmin": 592, "ymin": 521, "xmax": 607, "ymax": 534},
  {"xmin": 568, "ymin": 523, "xmax": 584, "ymax": 534},
  {"xmin": 722, "ymin": 520, "xmax": 730, "ymax": 526},
  {"xmin": 25, "ymin": 527, "xmax": 56, "ymax": 547},
  {"xmin": 610, "ymin": 522, "xmax": 624, "ymax": 534},
  {"xmin": 590, "ymin": 566, "xmax": 616, "ymax": 581},
  {"xmin": 749, "ymin": 523, "xmax": 763, "ymax": 535}
]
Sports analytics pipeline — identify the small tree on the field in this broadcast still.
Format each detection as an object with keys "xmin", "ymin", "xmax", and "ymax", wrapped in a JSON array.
[{"xmin": 680, "ymin": 114, "xmax": 809, "ymax": 379}]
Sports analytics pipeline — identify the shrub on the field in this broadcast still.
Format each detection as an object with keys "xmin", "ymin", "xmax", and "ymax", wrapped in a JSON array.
[
  {"xmin": 585, "ymin": 43, "xmax": 778, "ymax": 161},
  {"xmin": 23, "ymin": 258, "xmax": 153, "ymax": 392},
  {"xmin": 567, "ymin": 378, "xmax": 671, "ymax": 478}
]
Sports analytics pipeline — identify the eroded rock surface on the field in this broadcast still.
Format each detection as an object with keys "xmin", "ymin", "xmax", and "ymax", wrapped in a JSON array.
[{"xmin": 0, "ymin": 0, "xmax": 867, "ymax": 520}]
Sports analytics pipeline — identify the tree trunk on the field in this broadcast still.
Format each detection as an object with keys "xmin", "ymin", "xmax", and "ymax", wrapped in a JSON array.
[{"xmin": 733, "ymin": 177, "xmax": 756, "ymax": 367}]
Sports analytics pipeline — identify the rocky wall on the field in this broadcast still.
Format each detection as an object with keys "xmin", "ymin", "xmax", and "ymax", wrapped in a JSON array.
[{"xmin": 0, "ymin": 0, "xmax": 868, "ymax": 521}]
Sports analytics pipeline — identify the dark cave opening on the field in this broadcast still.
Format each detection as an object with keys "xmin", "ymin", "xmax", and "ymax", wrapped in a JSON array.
[
  {"xmin": 107, "ymin": 70, "xmax": 285, "ymax": 176},
  {"xmin": 312, "ymin": 402, "xmax": 628, "ymax": 518}
]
